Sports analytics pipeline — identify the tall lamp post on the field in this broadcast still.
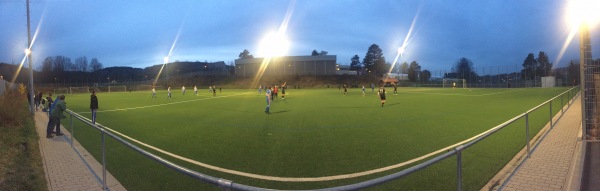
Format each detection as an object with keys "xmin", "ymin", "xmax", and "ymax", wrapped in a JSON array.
[
  {"xmin": 26, "ymin": 0, "xmax": 35, "ymax": 115},
  {"xmin": 580, "ymin": 24, "xmax": 592, "ymax": 140},
  {"xmin": 569, "ymin": 0, "xmax": 599, "ymax": 140},
  {"xmin": 164, "ymin": 57, "xmax": 169, "ymax": 87}
]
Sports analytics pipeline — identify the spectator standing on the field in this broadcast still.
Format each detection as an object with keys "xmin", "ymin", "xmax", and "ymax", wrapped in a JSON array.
[
  {"xmin": 35, "ymin": 91, "xmax": 42, "ymax": 111},
  {"xmin": 46, "ymin": 95, "xmax": 66, "ymax": 138},
  {"xmin": 90, "ymin": 91, "xmax": 98, "ymax": 124}
]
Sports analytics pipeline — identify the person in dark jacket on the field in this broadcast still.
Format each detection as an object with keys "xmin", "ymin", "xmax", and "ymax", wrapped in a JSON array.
[
  {"xmin": 90, "ymin": 91, "xmax": 98, "ymax": 124},
  {"xmin": 46, "ymin": 95, "xmax": 66, "ymax": 138},
  {"xmin": 35, "ymin": 91, "xmax": 42, "ymax": 111}
]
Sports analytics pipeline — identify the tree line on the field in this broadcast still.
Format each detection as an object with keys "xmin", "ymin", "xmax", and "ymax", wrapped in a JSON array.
[
  {"xmin": 25, "ymin": 47, "xmax": 580, "ymax": 86},
  {"xmin": 40, "ymin": 56, "xmax": 103, "ymax": 73}
]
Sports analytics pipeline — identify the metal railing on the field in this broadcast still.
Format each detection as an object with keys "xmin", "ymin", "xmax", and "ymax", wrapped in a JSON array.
[{"xmin": 65, "ymin": 86, "xmax": 580, "ymax": 191}]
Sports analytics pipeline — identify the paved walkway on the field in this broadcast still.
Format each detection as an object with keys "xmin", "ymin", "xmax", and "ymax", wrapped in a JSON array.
[
  {"xmin": 34, "ymin": 111, "xmax": 126, "ymax": 191},
  {"xmin": 501, "ymin": 96, "xmax": 583, "ymax": 191}
]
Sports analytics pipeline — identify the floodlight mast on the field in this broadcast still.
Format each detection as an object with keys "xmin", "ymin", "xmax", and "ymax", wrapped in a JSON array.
[
  {"xmin": 26, "ymin": 0, "xmax": 35, "ymax": 115},
  {"xmin": 579, "ymin": 21, "xmax": 593, "ymax": 140},
  {"xmin": 164, "ymin": 57, "xmax": 169, "ymax": 87},
  {"xmin": 566, "ymin": 0, "xmax": 598, "ymax": 140}
]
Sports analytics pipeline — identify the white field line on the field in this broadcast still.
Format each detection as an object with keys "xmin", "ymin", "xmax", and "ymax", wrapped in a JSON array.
[
  {"xmin": 79, "ymin": 93, "xmax": 252, "ymax": 114},
  {"xmin": 404, "ymin": 89, "xmax": 523, "ymax": 96},
  {"xmin": 74, "ymin": 89, "xmax": 523, "ymax": 182},
  {"xmin": 94, "ymin": 114, "xmax": 512, "ymax": 182}
]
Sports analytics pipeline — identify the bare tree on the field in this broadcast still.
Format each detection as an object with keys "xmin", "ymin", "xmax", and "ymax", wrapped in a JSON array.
[
  {"xmin": 89, "ymin": 58, "xmax": 103, "ymax": 72},
  {"xmin": 53, "ymin": 56, "xmax": 72, "ymax": 72},
  {"xmin": 42, "ymin": 57, "xmax": 53, "ymax": 73},
  {"xmin": 74, "ymin": 56, "xmax": 88, "ymax": 72}
]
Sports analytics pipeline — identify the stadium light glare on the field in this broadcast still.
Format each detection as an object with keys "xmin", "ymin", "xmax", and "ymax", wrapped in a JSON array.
[
  {"xmin": 388, "ymin": 46, "xmax": 406, "ymax": 75},
  {"xmin": 567, "ymin": 0, "xmax": 597, "ymax": 138},
  {"xmin": 398, "ymin": 47, "xmax": 405, "ymax": 54},
  {"xmin": 566, "ymin": 0, "xmax": 600, "ymax": 28},
  {"xmin": 257, "ymin": 32, "xmax": 290, "ymax": 57}
]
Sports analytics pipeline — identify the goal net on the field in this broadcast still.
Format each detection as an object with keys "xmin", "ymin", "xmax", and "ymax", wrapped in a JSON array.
[
  {"xmin": 69, "ymin": 86, "xmax": 89, "ymax": 94},
  {"xmin": 53, "ymin": 88, "xmax": 69, "ymax": 95},
  {"xmin": 108, "ymin": 85, "xmax": 127, "ymax": 93},
  {"xmin": 442, "ymin": 79, "xmax": 467, "ymax": 88}
]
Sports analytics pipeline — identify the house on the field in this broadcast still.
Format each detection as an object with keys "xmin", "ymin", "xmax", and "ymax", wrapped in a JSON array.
[{"xmin": 235, "ymin": 55, "xmax": 337, "ymax": 76}]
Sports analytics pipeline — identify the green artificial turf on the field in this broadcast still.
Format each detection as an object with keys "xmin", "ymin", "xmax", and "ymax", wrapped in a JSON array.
[{"xmin": 60, "ymin": 87, "xmax": 577, "ymax": 190}]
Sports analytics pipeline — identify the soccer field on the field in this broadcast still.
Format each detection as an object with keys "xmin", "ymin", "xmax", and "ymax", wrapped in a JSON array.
[{"xmin": 62, "ymin": 87, "xmax": 574, "ymax": 190}]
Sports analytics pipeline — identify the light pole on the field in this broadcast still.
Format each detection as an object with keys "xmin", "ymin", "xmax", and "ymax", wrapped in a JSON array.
[
  {"xmin": 26, "ymin": 0, "xmax": 35, "ymax": 115},
  {"xmin": 579, "ymin": 23, "xmax": 593, "ymax": 140},
  {"xmin": 164, "ymin": 57, "xmax": 169, "ymax": 87},
  {"xmin": 567, "ymin": 0, "xmax": 599, "ymax": 140}
]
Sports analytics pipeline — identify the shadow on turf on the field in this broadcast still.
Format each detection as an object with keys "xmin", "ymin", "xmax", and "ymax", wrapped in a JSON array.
[{"xmin": 268, "ymin": 110, "xmax": 291, "ymax": 114}]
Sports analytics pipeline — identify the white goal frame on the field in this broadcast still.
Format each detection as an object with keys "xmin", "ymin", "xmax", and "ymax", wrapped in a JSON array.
[
  {"xmin": 443, "ymin": 79, "xmax": 467, "ymax": 88},
  {"xmin": 69, "ymin": 86, "xmax": 90, "ymax": 94},
  {"xmin": 53, "ymin": 88, "xmax": 69, "ymax": 95},
  {"xmin": 108, "ymin": 85, "xmax": 127, "ymax": 93}
]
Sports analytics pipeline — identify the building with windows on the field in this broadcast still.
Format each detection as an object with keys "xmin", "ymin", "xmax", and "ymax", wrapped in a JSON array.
[{"xmin": 235, "ymin": 55, "xmax": 337, "ymax": 77}]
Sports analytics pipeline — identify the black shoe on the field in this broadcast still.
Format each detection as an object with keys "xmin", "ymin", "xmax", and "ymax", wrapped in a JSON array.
[
  {"xmin": 46, "ymin": 135, "xmax": 54, "ymax": 138},
  {"xmin": 56, "ymin": 133, "xmax": 64, "ymax": 136},
  {"xmin": 52, "ymin": 131, "xmax": 56, "ymax": 134}
]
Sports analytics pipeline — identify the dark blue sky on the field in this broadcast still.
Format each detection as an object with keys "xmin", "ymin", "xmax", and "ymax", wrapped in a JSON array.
[{"xmin": 1, "ymin": 0, "xmax": 598, "ymax": 74}]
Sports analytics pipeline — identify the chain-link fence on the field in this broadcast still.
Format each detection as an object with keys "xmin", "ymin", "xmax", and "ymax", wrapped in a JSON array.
[
  {"xmin": 0, "ymin": 79, "xmax": 18, "ymax": 96},
  {"xmin": 580, "ymin": 25, "xmax": 599, "ymax": 140}
]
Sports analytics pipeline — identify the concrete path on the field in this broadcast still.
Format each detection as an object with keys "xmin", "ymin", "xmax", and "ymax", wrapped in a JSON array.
[
  {"xmin": 34, "ymin": 111, "xmax": 126, "ymax": 191},
  {"xmin": 501, "ymin": 96, "xmax": 583, "ymax": 191}
]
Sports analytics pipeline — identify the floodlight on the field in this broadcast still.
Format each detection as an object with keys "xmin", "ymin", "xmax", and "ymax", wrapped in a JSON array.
[
  {"xmin": 566, "ymin": 0, "xmax": 600, "ymax": 28},
  {"xmin": 398, "ymin": 47, "xmax": 405, "ymax": 54},
  {"xmin": 258, "ymin": 32, "xmax": 289, "ymax": 57}
]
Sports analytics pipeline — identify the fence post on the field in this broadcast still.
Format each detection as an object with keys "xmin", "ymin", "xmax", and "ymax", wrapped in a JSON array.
[
  {"xmin": 526, "ymin": 113, "xmax": 530, "ymax": 158},
  {"xmin": 561, "ymin": 94, "xmax": 564, "ymax": 114},
  {"xmin": 549, "ymin": 100, "xmax": 553, "ymax": 128},
  {"xmin": 571, "ymin": 89, "xmax": 581, "ymax": 104},
  {"xmin": 456, "ymin": 145, "xmax": 464, "ymax": 191},
  {"xmin": 70, "ymin": 114, "xmax": 73, "ymax": 147},
  {"xmin": 568, "ymin": 90, "xmax": 570, "ymax": 105},
  {"xmin": 101, "ymin": 128, "xmax": 107, "ymax": 190},
  {"xmin": 218, "ymin": 179, "xmax": 233, "ymax": 191}
]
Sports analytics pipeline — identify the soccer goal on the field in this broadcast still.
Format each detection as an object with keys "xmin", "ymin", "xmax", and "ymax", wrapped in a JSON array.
[
  {"xmin": 108, "ymin": 85, "xmax": 127, "ymax": 93},
  {"xmin": 69, "ymin": 86, "xmax": 90, "ymax": 94},
  {"xmin": 443, "ymin": 79, "xmax": 467, "ymax": 88},
  {"xmin": 53, "ymin": 88, "xmax": 69, "ymax": 95}
]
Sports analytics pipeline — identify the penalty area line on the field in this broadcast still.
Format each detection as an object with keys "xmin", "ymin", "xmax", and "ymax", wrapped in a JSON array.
[{"xmin": 79, "ymin": 92, "xmax": 252, "ymax": 113}]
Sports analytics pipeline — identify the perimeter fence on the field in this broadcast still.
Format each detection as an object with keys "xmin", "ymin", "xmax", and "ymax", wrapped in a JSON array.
[
  {"xmin": 0, "ymin": 78, "xmax": 19, "ymax": 96},
  {"xmin": 63, "ymin": 86, "xmax": 580, "ymax": 190}
]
